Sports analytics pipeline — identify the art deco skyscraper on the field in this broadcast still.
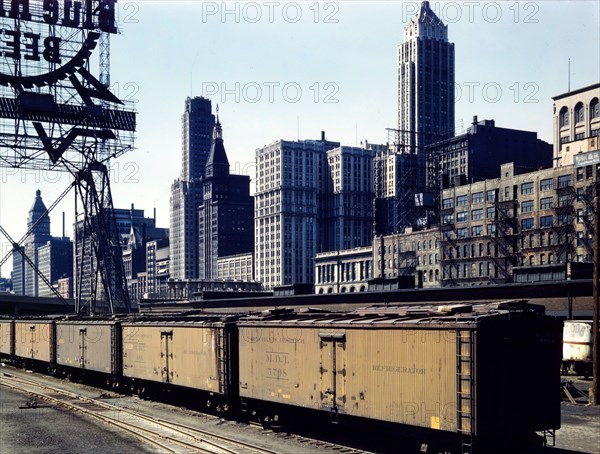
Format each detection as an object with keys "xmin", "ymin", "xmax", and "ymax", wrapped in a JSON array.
[
  {"xmin": 375, "ymin": 1, "xmax": 455, "ymax": 235},
  {"xmin": 398, "ymin": 1, "xmax": 454, "ymax": 150},
  {"xmin": 170, "ymin": 97, "xmax": 215, "ymax": 280}
]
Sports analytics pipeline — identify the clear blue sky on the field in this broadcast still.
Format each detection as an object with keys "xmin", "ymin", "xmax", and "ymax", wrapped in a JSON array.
[{"xmin": 1, "ymin": 1, "xmax": 599, "ymax": 277}]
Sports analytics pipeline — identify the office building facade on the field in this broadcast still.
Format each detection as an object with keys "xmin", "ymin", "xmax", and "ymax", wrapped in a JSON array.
[
  {"xmin": 255, "ymin": 136, "xmax": 339, "ymax": 289},
  {"xmin": 322, "ymin": 146, "xmax": 374, "ymax": 252}
]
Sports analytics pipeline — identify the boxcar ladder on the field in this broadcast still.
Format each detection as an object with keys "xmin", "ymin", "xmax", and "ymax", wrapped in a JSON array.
[
  {"xmin": 456, "ymin": 329, "xmax": 475, "ymax": 454},
  {"xmin": 215, "ymin": 328, "xmax": 227, "ymax": 394}
]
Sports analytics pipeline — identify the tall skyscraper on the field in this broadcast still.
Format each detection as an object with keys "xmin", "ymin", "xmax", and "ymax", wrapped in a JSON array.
[
  {"xmin": 398, "ymin": 1, "xmax": 455, "ymax": 150},
  {"xmin": 180, "ymin": 97, "xmax": 216, "ymax": 182},
  {"xmin": 198, "ymin": 116, "xmax": 254, "ymax": 279},
  {"xmin": 255, "ymin": 135, "xmax": 339, "ymax": 289},
  {"xmin": 170, "ymin": 97, "xmax": 216, "ymax": 280},
  {"xmin": 376, "ymin": 1, "xmax": 455, "ymax": 235}
]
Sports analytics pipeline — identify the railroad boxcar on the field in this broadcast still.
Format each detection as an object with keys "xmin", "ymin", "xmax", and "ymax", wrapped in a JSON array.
[
  {"xmin": 55, "ymin": 319, "xmax": 121, "ymax": 383},
  {"xmin": 13, "ymin": 319, "xmax": 55, "ymax": 367},
  {"xmin": 562, "ymin": 320, "xmax": 593, "ymax": 378},
  {"xmin": 120, "ymin": 316, "xmax": 238, "ymax": 409},
  {"xmin": 237, "ymin": 301, "xmax": 562, "ymax": 453},
  {"xmin": 0, "ymin": 319, "xmax": 14, "ymax": 358}
]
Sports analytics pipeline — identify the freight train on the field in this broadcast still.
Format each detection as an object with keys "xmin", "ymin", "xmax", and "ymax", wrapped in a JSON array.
[{"xmin": 0, "ymin": 300, "xmax": 563, "ymax": 453}]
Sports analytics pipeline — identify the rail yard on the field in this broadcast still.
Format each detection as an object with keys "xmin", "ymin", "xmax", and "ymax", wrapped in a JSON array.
[{"xmin": 0, "ymin": 299, "xmax": 586, "ymax": 453}]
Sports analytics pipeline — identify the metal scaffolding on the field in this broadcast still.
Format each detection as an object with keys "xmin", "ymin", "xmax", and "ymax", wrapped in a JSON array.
[{"xmin": 0, "ymin": 2, "xmax": 135, "ymax": 314}]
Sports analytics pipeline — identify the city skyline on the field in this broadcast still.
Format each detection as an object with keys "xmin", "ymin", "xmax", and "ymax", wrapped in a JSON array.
[{"xmin": 0, "ymin": 1, "xmax": 599, "ymax": 277}]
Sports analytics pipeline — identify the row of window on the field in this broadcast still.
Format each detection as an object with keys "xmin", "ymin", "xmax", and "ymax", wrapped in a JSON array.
[
  {"xmin": 521, "ymin": 215, "xmax": 554, "ymax": 230},
  {"xmin": 444, "ymin": 175, "xmax": 573, "ymax": 209},
  {"xmin": 559, "ymin": 99, "xmax": 600, "ymax": 128}
]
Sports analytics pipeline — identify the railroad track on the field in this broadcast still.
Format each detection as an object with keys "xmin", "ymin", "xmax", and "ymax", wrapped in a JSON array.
[
  {"xmin": 0, "ymin": 372, "xmax": 276, "ymax": 454},
  {"xmin": 266, "ymin": 430, "xmax": 372, "ymax": 454}
]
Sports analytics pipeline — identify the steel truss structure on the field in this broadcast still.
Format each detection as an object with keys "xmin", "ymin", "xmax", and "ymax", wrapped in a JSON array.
[{"xmin": 0, "ymin": 1, "xmax": 135, "ymax": 314}]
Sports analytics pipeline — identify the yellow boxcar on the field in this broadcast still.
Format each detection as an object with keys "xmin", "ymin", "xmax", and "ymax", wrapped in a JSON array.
[
  {"xmin": 55, "ymin": 321, "xmax": 118, "ymax": 374},
  {"xmin": 14, "ymin": 320, "xmax": 54, "ymax": 363},
  {"xmin": 239, "ymin": 322, "xmax": 458, "ymax": 431},
  {"xmin": 238, "ymin": 301, "xmax": 562, "ymax": 447},
  {"xmin": 121, "ymin": 319, "xmax": 234, "ymax": 394},
  {"xmin": 0, "ymin": 320, "xmax": 13, "ymax": 356}
]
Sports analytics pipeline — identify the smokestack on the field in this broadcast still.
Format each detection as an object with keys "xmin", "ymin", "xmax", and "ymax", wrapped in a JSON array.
[
  {"xmin": 154, "ymin": 207, "xmax": 156, "ymax": 220},
  {"xmin": 62, "ymin": 212, "xmax": 65, "ymax": 238},
  {"xmin": 472, "ymin": 115, "xmax": 478, "ymax": 125},
  {"xmin": 321, "ymin": 131, "xmax": 325, "ymax": 141}
]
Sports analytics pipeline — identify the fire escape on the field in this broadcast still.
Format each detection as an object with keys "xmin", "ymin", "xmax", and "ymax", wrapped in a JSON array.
[
  {"xmin": 577, "ymin": 182, "xmax": 594, "ymax": 260},
  {"xmin": 555, "ymin": 183, "xmax": 577, "ymax": 263},
  {"xmin": 440, "ymin": 206, "xmax": 458, "ymax": 287},
  {"xmin": 490, "ymin": 194, "xmax": 519, "ymax": 283}
]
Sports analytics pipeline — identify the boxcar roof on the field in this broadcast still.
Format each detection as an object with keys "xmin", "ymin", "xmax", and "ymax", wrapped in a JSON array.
[{"xmin": 238, "ymin": 300, "xmax": 545, "ymax": 328}]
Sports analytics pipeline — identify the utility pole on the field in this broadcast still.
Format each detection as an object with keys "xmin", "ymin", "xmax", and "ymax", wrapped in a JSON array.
[{"xmin": 592, "ymin": 172, "xmax": 599, "ymax": 405}]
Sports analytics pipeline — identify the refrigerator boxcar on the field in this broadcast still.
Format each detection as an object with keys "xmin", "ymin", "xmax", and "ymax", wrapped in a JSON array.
[
  {"xmin": 0, "ymin": 319, "xmax": 14, "ymax": 357},
  {"xmin": 120, "ymin": 316, "xmax": 238, "ymax": 407},
  {"xmin": 55, "ymin": 320, "xmax": 120, "ymax": 377},
  {"xmin": 13, "ymin": 320, "xmax": 55, "ymax": 365},
  {"xmin": 237, "ymin": 302, "xmax": 562, "ymax": 452}
]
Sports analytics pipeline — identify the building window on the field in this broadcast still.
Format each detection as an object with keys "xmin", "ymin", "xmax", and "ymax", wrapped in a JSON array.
[
  {"xmin": 471, "ymin": 209, "xmax": 483, "ymax": 220},
  {"xmin": 457, "ymin": 211, "xmax": 468, "ymax": 223},
  {"xmin": 557, "ymin": 174, "xmax": 572, "ymax": 188},
  {"xmin": 540, "ymin": 215, "xmax": 553, "ymax": 228},
  {"xmin": 486, "ymin": 207, "xmax": 496, "ymax": 220},
  {"xmin": 472, "ymin": 192, "xmax": 484, "ymax": 204},
  {"xmin": 559, "ymin": 194, "xmax": 572, "ymax": 207},
  {"xmin": 443, "ymin": 214, "xmax": 454, "ymax": 225},
  {"xmin": 540, "ymin": 178, "xmax": 554, "ymax": 191},
  {"xmin": 540, "ymin": 197, "xmax": 553, "ymax": 210},
  {"xmin": 558, "ymin": 213, "xmax": 572, "ymax": 225},
  {"xmin": 487, "ymin": 224, "xmax": 496, "ymax": 235},
  {"xmin": 574, "ymin": 102, "xmax": 585, "ymax": 124},
  {"xmin": 575, "ymin": 132, "xmax": 585, "ymax": 141},
  {"xmin": 521, "ymin": 200, "xmax": 534, "ymax": 213},
  {"xmin": 456, "ymin": 227, "xmax": 468, "ymax": 238},
  {"xmin": 472, "ymin": 225, "xmax": 483, "ymax": 237},
  {"xmin": 442, "ymin": 198, "xmax": 454, "ymax": 209},
  {"xmin": 592, "ymin": 98, "xmax": 600, "ymax": 120},
  {"xmin": 559, "ymin": 106, "xmax": 569, "ymax": 127},
  {"xmin": 521, "ymin": 182, "xmax": 534, "ymax": 195},
  {"xmin": 456, "ymin": 195, "xmax": 468, "ymax": 206},
  {"xmin": 486, "ymin": 190, "xmax": 496, "ymax": 203},
  {"xmin": 577, "ymin": 208, "xmax": 584, "ymax": 223},
  {"xmin": 521, "ymin": 218, "xmax": 534, "ymax": 230}
]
